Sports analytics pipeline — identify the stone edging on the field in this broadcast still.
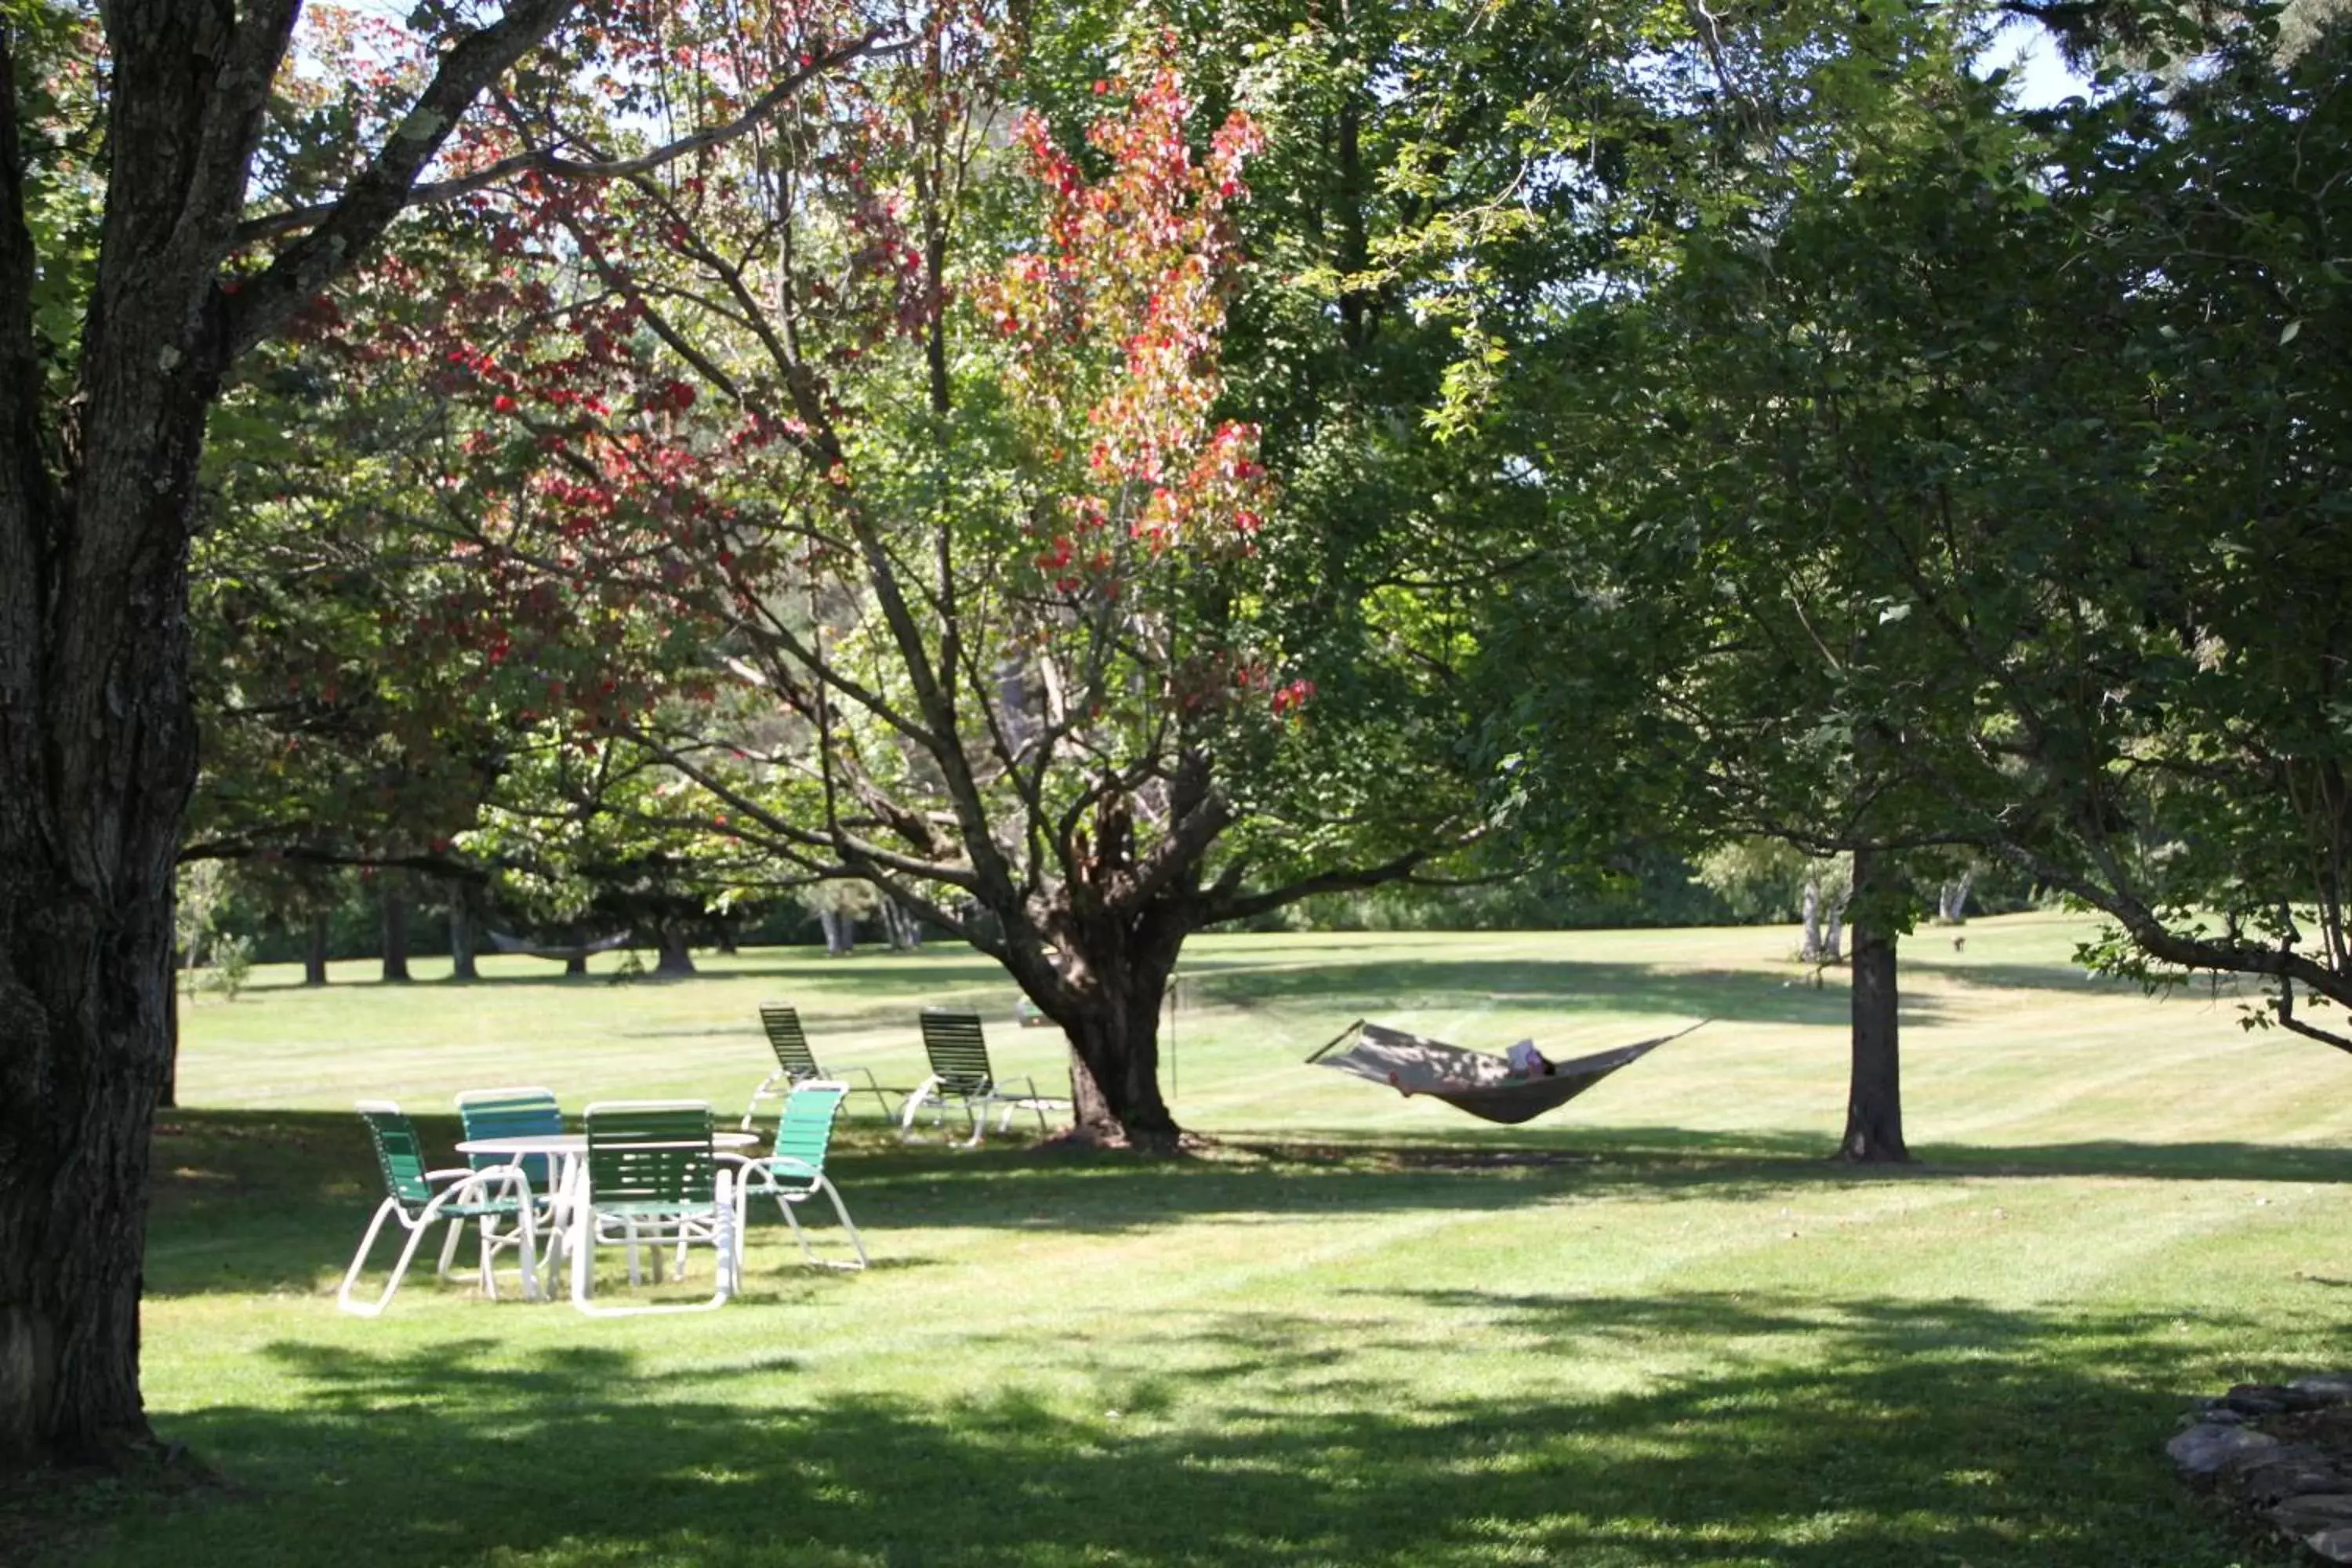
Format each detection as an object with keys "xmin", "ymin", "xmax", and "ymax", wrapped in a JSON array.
[{"xmin": 2169, "ymin": 1375, "xmax": 2352, "ymax": 1563}]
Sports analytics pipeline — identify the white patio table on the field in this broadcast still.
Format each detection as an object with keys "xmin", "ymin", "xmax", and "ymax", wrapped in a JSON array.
[{"xmin": 454, "ymin": 1130, "xmax": 758, "ymax": 1296}]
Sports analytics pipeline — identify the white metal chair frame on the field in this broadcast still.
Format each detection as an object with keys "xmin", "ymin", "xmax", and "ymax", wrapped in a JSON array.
[
  {"xmin": 720, "ymin": 1080, "xmax": 869, "ymax": 1271},
  {"xmin": 569, "ymin": 1100, "xmax": 739, "ymax": 1317},
  {"xmin": 898, "ymin": 1074, "xmax": 1062, "ymax": 1146},
  {"xmin": 899, "ymin": 1010, "xmax": 1066, "ymax": 1148},
  {"xmin": 338, "ymin": 1101, "xmax": 542, "ymax": 1318}
]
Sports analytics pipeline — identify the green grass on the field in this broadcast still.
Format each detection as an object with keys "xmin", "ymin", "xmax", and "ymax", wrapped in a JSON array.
[{"xmin": 43, "ymin": 913, "xmax": 2352, "ymax": 1565}]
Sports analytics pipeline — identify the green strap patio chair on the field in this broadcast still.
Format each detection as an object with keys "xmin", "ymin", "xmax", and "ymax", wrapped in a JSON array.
[
  {"xmin": 445, "ymin": 1085, "xmax": 565, "ymax": 1287},
  {"xmin": 338, "ymin": 1102, "xmax": 541, "ymax": 1318},
  {"xmin": 743, "ymin": 1004, "xmax": 905, "ymax": 1127},
  {"xmin": 901, "ymin": 1008, "xmax": 1069, "ymax": 1147},
  {"xmin": 723, "ymin": 1080, "xmax": 867, "ymax": 1271},
  {"xmin": 571, "ymin": 1102, "xmax": 739, "ymax": 1316}
]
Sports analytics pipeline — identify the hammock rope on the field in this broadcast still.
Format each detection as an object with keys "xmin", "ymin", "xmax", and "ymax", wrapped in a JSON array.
[{"xmin": 1308, "ymin": 1018, "xmax": 1707, "ymax": 1125}]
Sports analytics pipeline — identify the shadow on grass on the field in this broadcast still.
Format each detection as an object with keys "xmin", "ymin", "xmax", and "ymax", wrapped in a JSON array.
[
  {"xmin": 1894, "ymin": 955, "xmax": 2151, "ymax": 997},
  {"xmin": 85, "ymin": 1291, "xmax": 2296, "ymax": 1567},
  {"xmin": 238, "ymin": 949, "xmax": 1036, "ymax": 1000},
  {"xmin": 143, "ymin": 1110, "xmax": 2352, "ymax": 1302}
]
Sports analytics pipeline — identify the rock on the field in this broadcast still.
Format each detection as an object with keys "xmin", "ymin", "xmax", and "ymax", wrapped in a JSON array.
[
  {"xmin": 2268, "ymin": 1494, "xmax": 2352, "ymax": 1536},
  {"xmin": 2309, "ymin": 1525, "xmax": 2352, "ymax": 1564},
  {"xmin": 2169, "ymin": 1423, "xmax": 2280, "ymax": 1479},
  {"xmin": 2223, "ymin": 1383, "xmax": 2296, "ymax": 1417},
  {"xmin": 2227, "ymin": 1446, "xmax": 2350, "ymax": 1505},
  {"xmin": 2293, "ymin": 1375, "xmax": 2352, "ymax": 1403}
]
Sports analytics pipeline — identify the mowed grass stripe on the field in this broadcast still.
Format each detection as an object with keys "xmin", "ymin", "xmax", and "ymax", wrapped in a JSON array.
[{"xmin": 49, "ymin": 915, "xmax": 2343, "ymax": 1566}]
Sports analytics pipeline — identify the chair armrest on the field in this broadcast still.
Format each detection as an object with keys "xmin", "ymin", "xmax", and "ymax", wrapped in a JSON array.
[{"xmin": 743, "ymin": 1156, "xmax": 821, "ymax": 1181}]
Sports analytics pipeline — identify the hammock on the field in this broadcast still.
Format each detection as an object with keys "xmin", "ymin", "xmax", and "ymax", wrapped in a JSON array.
[
  {"xmin": 1307, "ymin": 1018, "xmax": 1706, "ymax": 1125},
  {"xmin": 484, "ymin": 930, "xmax": 632, "ymax": 964}
]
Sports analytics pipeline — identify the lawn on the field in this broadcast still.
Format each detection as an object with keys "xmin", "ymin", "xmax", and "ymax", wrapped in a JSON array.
[{"xmin": 41, "ymin": 913, "xmax": 2351, "ymax": 1565}]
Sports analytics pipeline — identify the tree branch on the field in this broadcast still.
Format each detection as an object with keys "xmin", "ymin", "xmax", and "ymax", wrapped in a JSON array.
[
  {"xmin": 223, "ymin": 0, "xmax": 584, "ymax": 361},
  {"xmin": 232, "ymin": 29, "xmax": 905, "ymax": 250}
]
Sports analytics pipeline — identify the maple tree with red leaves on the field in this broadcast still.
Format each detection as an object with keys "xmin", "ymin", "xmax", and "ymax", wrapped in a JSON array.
[{"xmin": 376, "ymin": 24, "xmax": 1473, "ymax": 1148}]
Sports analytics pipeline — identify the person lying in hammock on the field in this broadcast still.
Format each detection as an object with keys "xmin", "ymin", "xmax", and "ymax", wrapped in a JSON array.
[{"xmin": 1390, "ymin": 1039, "xmax": 1554, "ymax": 1094}]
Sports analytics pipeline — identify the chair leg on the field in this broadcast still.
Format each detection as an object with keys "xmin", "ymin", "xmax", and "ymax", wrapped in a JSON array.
[
  {"xmin": 716, "ymin": 1174, "xmax": 740, "ymax": 1299},
  {"xmin": 742, "ymin": 1071, "xmax": 784, "ymax": 1131},
  {"xmin": 495, "ymin": 1173, "xmax": 542, "ymax": 1303},
  {"xmin": 571, "ymin": 1210, "xmax": 595, "ymax": 1312},
  {"xmin": 780, "ymin": 1200, "xmax": 813, "ymax": 1265},
  {"xmin": 818, "ymin": 1178, "xmax": 869, "ymax": 1270},
  {"xmin": 574, "ymin": 1213, "xmax": 735, "ymax": 1318},
  {"xmin": 898, "ymin": 1076, "xmax": 938, "ymax": 1142},
  {"xmin": 337, "ymin": 1200, "xmax": 406, "ymax": 1318},
  {"xmin": 852, "ymin": 1069, "xmax": 896, "ymax": 1122},
  {"xmin": 436, "ymin": 1217, "xmax": 465, "ymax": 1280}
]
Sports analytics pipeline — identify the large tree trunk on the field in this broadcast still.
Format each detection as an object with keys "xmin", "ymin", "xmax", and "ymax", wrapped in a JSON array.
[
  {"xmin": 161, "ymin": 982, "xmax": 179, "ymax": 1112},
  {"xmin": 0, "ymin": 9, "xmax": 256, "ymax": 1466},
  {"xmin": 1040, "ymin": 924, "xmax": 1182, "ymax": 1150},
  {"xmin": 446, "ymin": 880, "xmax": 477, "ymax": 982},
  {"xmin": 0, "ymin": 0, "xmax": 597, "ymax": 1469},
  {"xmin": 1938, "ymin": 869, "xmax": 1973, "ymax": 924},
  {"xmin": 652, "ymin": 921, "xmax": 695, "ymax": 977},
  {"xmin": 819, "ymin": 907, "xmax": 855, "ymax": 956},
  {"xmin": 303, "ymin": 910, "xmax": 330, "ymax": 986},
  {"xmin": 379, "ymin": 880, "xmax": 412, "ymax": 983},
  {"xmin": 1838, "ymin": 850, "xmax": 1908, "ymax": 1163}
]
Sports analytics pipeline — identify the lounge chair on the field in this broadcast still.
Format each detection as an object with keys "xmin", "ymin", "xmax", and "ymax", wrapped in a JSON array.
[
  {"xmin": 339, "ymin": 1102, "xmax": 540, "ymax": 1317},
  {"xmin": 723, "ymin": 1080, "xmax": 867, "ymax": 1270},
  {"xmin": 901, "ymin": 1008, "xmax": 1069, "ymax": 1146},
  {"xmin": 743, "ymin": 1004, "xmax": 905, "ymax": 1127},
  {"xmin": 569, "ymin": 1102, "xmax": 739, "ymax": 1316}
]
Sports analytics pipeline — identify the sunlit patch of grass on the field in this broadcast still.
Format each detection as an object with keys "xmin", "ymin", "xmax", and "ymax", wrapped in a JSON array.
[{"xmin": 46, "ymin": 916, "xmax": 2342, "ymax": 1565}]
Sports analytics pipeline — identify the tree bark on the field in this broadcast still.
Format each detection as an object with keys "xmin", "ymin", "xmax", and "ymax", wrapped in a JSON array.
[
  {"xmin": 160, "ymin": 985, "xmax": 178, "ymax": 1112},
  {"xmin": 1938, "ymin": 869, "xmax": 1973, "ymax": 924},
  {"xmin": 819, "ymin": 907, "xmax": 855, "ymax": 956},
  {"xmin": 0, "ymin": 4, "xmax": 280, "ymax": 1466},
  {"xmin": 1033, "ymin": 922, "xmax": 1182, "ymax": 1149},
  {"xmin": 1799, "ymin": 879, "xmax": 1824, "ymax": 963},
  {"xmin": 652, "ymin": 922, "xmax": 695, "ymax": 977},
  {"xmin": 446, "ymin": 880, "xmax": 477, "ymax": 982},
  {"xmin": 379, "ymin": 880, "xmax": 412, "ymax": 983},
  {"xmin": 303, "ymin": 911, "xmax": 330, "ymax": 986},
  {"xmin": 1838, "ymin": 850, "xmax": 1909, "ymax": 1163},
  {"xmin": 564, "ymin": 952, "xmax": 588, "ymax": 978}
]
